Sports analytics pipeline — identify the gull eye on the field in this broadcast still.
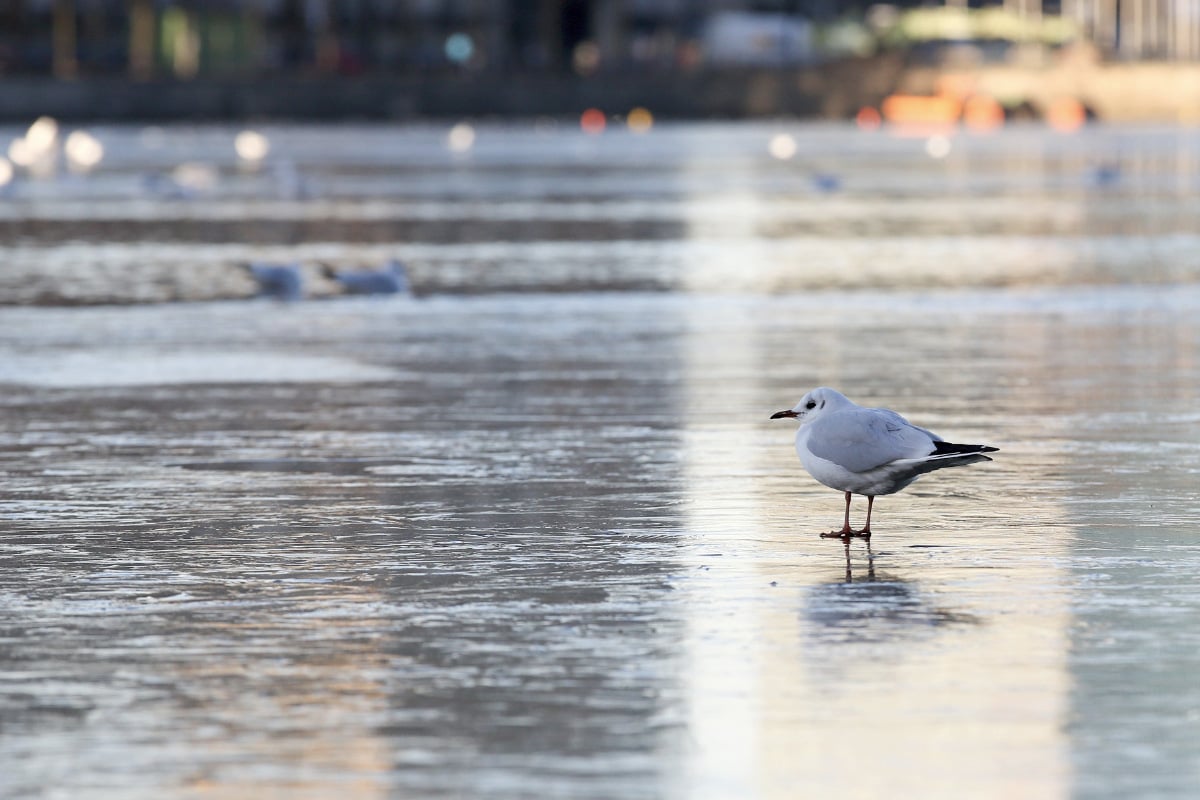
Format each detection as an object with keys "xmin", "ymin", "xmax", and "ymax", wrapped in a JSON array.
[{"xmin": 805, "ymin": 400, "xmax": 816, "ymax": 410}]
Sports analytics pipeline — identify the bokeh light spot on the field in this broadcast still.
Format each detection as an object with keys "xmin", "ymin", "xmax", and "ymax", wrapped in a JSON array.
[
  {"xmin": 65, "ymin": 130, "xmax": 104, "ymax": 171},
  {"xmin": 7, "ymin": 138, "xmax": 36, "ymax": 167},
  {"xmin": 0, "ymin": 157, "xmax": 13, "ymax": 187},
  {"xmin": 627, "ymin": 107, "xmax": 654, "ymax": 134},
  {"xmin": 445, "ymin": 33, "xmax": 474, "ymax": 64},
  {"xmin": 963, "ymin": 95, "xmax": 1004, "ymax": 133},
  {"xmin": 235, "ymin": 130, "xmax": 270, "ymax": 162},
  {"xmin": 925, "ymin": 134, "xmax": 952, "ymax": 159},
  {"xmin": 768, "ymin": 133, "xmax": 797, "ymax": 160},
  {"xmin": 856, "ymin": 106, "xmax": 882, "ymax": 131},
  {"xmin": 1047, "ymin": 98, "xmax": 1086, "ymax": 133},
  {"xmin": 447, "ymin": 123, "xmax": 476, "ymax": 152},
  {"xmin": 572, "ymin": 41, "xmax": 600, "ymax": 75},
  {"xmin": 25, "ymin": 116, "xmax": 59, "ymax": 152},
  {"xmin": 580, "ymin": 108, "xmax": 607, "ymax": 135},
  {"xmin": 8, "ymin": 116, "xmax": 61, "ymax": 172}
]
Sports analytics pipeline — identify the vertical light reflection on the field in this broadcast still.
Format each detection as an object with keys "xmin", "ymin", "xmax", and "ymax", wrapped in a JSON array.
[
  {"xmin": 677, "ymin": 191, "xmax": 775, "ymax": 293},
  {"xmin": 675, "ymin": 287, "xmax": 1075, "ymax": 798},
  {"xmin": 676, "ymin": 299, "xmax": 782, "ymax": 799}
]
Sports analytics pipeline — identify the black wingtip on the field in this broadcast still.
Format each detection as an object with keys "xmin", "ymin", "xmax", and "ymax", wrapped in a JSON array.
[{"xmin": 933, "ymin": 441, "xmax": 999, "ymax": 456}]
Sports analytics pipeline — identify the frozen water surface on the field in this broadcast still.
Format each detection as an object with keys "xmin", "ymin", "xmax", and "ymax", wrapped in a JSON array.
[{"xmin": 1, "ymin": 123, "xmax": 1199, "ymax": 799}]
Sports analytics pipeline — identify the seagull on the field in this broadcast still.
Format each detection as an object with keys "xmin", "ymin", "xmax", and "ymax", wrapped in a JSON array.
[
  {"xmin": 1089, "ymin": 162, "xmax": 1121, "ymax": 188},
  {"xmin": 770, "ymin": 388, "xmax": 997, "ymax": 538},
  {"xmin": 324, "ymin": 260, "xmax": 409, "ymax": 296},
  {"xmin": 245, "ymin": 261, "xmax": 304, "ymax": 301},
  {"xmin": 811, "ymin": 172, "xmax": 842, "ymax": 193}
]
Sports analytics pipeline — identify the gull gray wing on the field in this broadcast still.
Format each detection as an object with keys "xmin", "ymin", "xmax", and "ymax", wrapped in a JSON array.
[
  {"xmin": 868, "ymin": 407, "xmax": 940, "ymax": 443},
  {"xmin": 806, "ymin": 408, "xmax": 938, "ymax": 473},
  {"xmin": 868, "ymin": 407, "xmax": 943, "ymax": 443}
]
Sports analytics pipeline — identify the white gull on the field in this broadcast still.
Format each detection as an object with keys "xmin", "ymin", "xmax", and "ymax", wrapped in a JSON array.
[{"xmin": 770, "ymin": 387, "xmax": 997, "ymax": 538}]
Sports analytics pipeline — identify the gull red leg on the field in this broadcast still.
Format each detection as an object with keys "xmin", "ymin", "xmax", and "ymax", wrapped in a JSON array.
[
  {"xmin": 857, "ymin": 495, "xmax": 875, "ymax": 537},
  {"xmin": 821, "ymin": 491, "xmax": 855, "ymax": 538}
]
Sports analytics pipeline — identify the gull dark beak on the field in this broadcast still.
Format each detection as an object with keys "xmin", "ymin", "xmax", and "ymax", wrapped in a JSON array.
[{"xmin": 770, "ymin": 409, "xmax": 798, "ymax": 420}]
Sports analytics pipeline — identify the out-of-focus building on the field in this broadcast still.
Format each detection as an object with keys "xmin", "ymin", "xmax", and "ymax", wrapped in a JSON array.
[{"xmin": 1, "ymin": 1, "xmax": 1197, "ymax": 80}]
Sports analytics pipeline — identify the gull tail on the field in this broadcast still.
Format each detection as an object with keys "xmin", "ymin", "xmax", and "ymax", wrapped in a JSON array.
[
  {"xmin": 910, "ymin": 440, "xmax": 998, "ymax": 472},
  {"xmin": 871, "ymin": 441, "xmax": 998, "ymax": 495}
]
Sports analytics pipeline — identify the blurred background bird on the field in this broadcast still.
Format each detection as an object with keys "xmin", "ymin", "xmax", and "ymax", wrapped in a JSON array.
[
  {"xmin": 244, "ymin": 261, "xmax": 304, "ymax": 301},
  {"xmin": 323, "ymin": 260, "xmax": 409, "ymax": 296}
]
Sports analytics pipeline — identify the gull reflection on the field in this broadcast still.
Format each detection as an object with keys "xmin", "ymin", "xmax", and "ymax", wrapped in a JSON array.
[
  {"xmin": 838, "ymin": 535, "xmax": 875, "ymax": 583},
  {"xmin": 805, "ymin": 541, "xmax": 978, "ymax": 645}
]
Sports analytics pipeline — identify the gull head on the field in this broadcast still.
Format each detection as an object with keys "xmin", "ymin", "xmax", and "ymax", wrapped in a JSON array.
[{"xmin": 770, "ymin": 387, "xmax": 853, "ymax": 424}]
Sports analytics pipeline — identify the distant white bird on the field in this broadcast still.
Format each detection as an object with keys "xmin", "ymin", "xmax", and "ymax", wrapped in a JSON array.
[{"xmin": 771, "ymin": 387, "xmax": 997, "ymax": 538}]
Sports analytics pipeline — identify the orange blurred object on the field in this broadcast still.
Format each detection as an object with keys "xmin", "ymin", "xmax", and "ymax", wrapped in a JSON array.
[
  {"xmin": 626, "ymin": 107, "xmax": 654, "ymax": 133},
  {"xmin": 1046, "ymin": 98, "xmax": 1087, "ymax": 133},
  {"xmin": 963, "ymin": 95, "xmax": 1005, "ymax": 132},
  {"xmin": 935, "ymin": 75, "xmax": 975, "ymax": 100},
  {"xmin": 881, "ymin": 94, "xmax": 962, "ymax": 127},
  {"xmin": 855, "ymin": 106, "xmax": 882, "ymax": 131},
  {"xmin": 580, "ymin": 108, "xmax": 607, "ymax": 135}
]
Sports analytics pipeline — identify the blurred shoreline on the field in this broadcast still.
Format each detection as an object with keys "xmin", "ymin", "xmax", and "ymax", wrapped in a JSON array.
[
  {"xmin": 2, "ymin": 121, "xmax": 1197, "ymax": 307},
  {"xmin": 3, "ymin": 56, "xmax": 1199, "ymax": 124}
]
